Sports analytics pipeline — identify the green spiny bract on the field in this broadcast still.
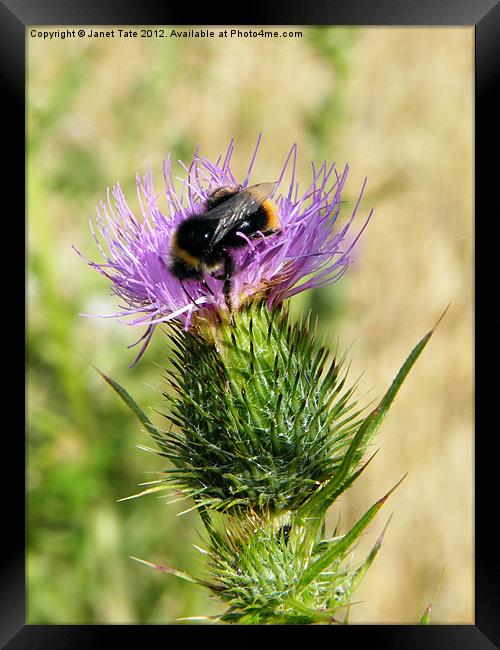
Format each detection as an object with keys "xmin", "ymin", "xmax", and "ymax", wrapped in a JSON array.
[
  {"xmin": 155, "ymin": 301, "xmax": 366, "ymax": 514},
  {"xmin": 189, "ymin": 495, "xmax": 392, "ymax": 625}
]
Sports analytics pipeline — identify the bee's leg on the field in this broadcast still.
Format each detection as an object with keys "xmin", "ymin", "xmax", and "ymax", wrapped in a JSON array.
[
  {"xmin": 200, "ymin": 277, "xmax": 214, "ymax": 298},
  {"xmin": 221, "ymin": 250, "xmax": 234, "ymax": 314}
]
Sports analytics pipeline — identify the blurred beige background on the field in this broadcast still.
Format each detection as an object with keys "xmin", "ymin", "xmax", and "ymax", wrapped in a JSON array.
[{"xmin": 28, "ymin": 27, "xmax": 473, "ymax": 623}]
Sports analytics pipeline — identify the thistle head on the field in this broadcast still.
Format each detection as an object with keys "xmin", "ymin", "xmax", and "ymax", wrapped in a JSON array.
[{"xmin": 79, "ymin": 136, "xmax": 372, "ymax": 364}]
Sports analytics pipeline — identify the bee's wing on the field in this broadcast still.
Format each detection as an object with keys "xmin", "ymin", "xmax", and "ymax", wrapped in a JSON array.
[{"xmin": 204, "ymin": 183, "xmax": 276, "ymax": 247}]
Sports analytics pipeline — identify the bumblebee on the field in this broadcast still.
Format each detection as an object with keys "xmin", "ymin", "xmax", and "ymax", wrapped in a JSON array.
[{"xmin": 169, "ymin": 182, "xmax": 280, "ymax": 310}]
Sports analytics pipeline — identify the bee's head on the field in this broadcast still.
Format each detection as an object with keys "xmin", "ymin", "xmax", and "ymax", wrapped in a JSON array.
[{"xmin": 205, "ymin": 185, "xmax": 240, "ymax": 210}]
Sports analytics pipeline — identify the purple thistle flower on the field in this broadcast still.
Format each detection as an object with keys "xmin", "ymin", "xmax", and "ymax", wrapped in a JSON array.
[{"xmin": 78, "ymin": 136, "xmax": 372, "ymax": 365}]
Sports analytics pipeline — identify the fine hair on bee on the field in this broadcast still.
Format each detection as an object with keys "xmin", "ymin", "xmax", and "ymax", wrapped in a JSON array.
[{"xmin": 168, "ymin": 182, "xmax": 280, "ymax": 312}]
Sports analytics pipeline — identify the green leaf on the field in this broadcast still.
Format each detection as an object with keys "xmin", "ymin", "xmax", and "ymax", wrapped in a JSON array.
[
  {"xmin": 130, "ymin": 556, "xmax": 223, "ymax": 592},
  {"xmin": 94, "ymin": 366, "xmax": 183, "ymax": 464},
  {"xmin": 297, "ymin": 476, "xmax": 405, "ymax": 594},
  {"xmin": 420, "ymin": 603, "xmax": 433, "ymax": 624},
  {"xmin": 420, "ymin": 566, "xmax": 445, "ymax": 624},
  {"xmin": 298, "ymin": 315, "xmax": 443, "ymax": 528},
  {"xmin": 116, "ymin": 485, "xmax": 170, "ymax": 502},
  {"xmin": 335, "ymin": 515, "xmax": 392, "ymax": 608}
]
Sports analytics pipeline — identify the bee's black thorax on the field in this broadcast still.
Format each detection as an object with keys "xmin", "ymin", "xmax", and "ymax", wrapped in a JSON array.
[
  {"xmin": 168, "ymin": 183, "xmax": 279, "ymax": 290},
  {"xmin": 215, "ymin": 205, "xmax": 272, "ymax": 249},
  {"xmin": 175, "ymin": 216, "xmax": 215, "ymax": 254},
  {"xmin": 173, "ymin": 216, "xmax": 219, "ymax": 264}
]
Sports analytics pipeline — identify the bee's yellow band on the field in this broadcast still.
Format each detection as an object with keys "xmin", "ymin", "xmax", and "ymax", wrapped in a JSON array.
[
  {"xmin": 263, "ymin": 199, "xmax": 280, "ymax": 231},
  {"xmin": 171, "ymin": 234, "xmax": 201, "ymax": 269}
]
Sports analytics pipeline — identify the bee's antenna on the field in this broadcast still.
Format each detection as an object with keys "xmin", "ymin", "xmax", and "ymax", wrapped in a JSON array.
[{"xmin": 220, "ymin": 250, "xmax": 235, "ymax": 320}]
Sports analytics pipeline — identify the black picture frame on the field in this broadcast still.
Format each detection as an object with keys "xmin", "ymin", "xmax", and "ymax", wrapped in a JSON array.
[{"xmin": 9, "ymin": 0, "xmax": 496, "ymax": 646}]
